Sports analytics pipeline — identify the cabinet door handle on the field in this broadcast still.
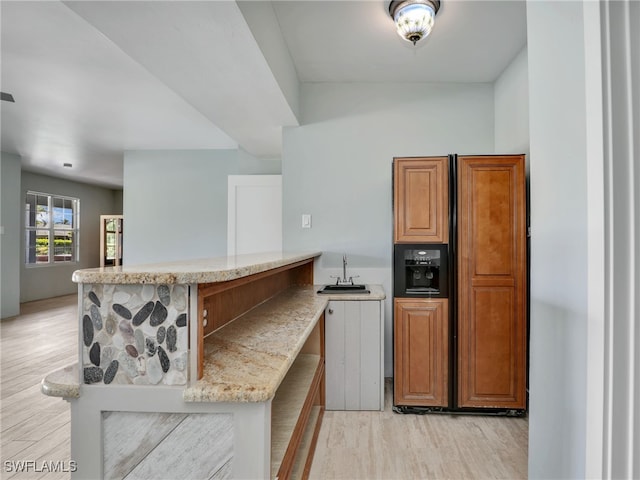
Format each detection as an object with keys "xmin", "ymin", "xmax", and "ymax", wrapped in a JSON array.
[{"xmin": 328, "ymin": 308, "xmax": 333, "ymax": 314}]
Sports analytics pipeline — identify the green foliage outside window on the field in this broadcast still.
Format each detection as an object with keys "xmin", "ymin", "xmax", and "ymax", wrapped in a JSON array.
[{"xmin": 35, "ymin": 238, "xmax": 74, "ymax": 258}]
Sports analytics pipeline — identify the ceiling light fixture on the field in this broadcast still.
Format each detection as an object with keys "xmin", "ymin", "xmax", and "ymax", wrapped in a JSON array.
[{"xmin": 389, "ymin": 0, "xmax": 440, "ymax": 46}]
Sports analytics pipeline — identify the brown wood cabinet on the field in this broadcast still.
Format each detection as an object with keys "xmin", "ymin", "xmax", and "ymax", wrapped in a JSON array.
[
  {"xmin": 394, "ymin": 298, "xmax": 448, "ymax": 406},
  {"xmin": 457, "ymin": 155, "xmax": 527, "ymax": 409},
  {"xmin": 393, "ymin": 157, "xmax": 449, "ymax": 243}
]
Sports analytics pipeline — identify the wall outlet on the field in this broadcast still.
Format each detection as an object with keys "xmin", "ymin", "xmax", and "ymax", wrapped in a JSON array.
[{"xmin": 302, "ymin": 214, "xmax": 311, "ymax": 229}]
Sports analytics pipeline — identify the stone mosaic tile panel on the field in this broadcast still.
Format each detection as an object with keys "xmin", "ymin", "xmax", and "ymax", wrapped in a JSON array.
[{"xmin": 81, "ymin": 284, "xmax": 189, "ymax": 386}]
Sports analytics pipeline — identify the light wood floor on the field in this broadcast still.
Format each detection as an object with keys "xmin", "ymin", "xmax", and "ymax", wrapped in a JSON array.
[
  {"xmin": 309, "ymin": 383, "xmax": 528, "ymax": 479},
  {"xmin": 1, "ymin": 295, "xmax": 77, "ymax": 480},
  {"xmin": 1, "ymin": 294, "xmax": 528, "ymax": 480}
]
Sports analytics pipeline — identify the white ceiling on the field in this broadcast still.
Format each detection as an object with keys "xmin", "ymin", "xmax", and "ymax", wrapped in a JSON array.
[{"xmin": 0, "ymin": 0, "xmax": 526, "ymax": 189}]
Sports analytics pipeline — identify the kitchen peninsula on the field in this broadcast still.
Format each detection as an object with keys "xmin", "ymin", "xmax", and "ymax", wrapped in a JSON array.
[{"xmin": 41, "ymin": 251, "xmax": 385, "ymax": 479}]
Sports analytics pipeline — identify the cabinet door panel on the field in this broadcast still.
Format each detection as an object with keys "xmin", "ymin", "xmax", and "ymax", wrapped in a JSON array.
[
  {"xmin": 470, "ymin": 169, "xmax": 513, "ymax": 276},
  {"xmin": 357, "ymin": 301, "xmax": 382, "ymax": 410},
  {"xmin": 325, "ymin": 302, "xmax": 346, "ymax": 410},
  {"xmin": 462, "ymin": 288, "xmax": 517, "ymax": 398},
  {"xmin": 394, "ymin": 157, "xmax": 449, "ymax": 243},
  {"xmin": 344, "ymin": 301, "xmax": 362, "ymax": 410},
  {"xmin": 325, "ymin": 301, "xmax": 384, "ymax": 411},
  {"xmin": 394, "ymin": 299, "xmax": 448, "ymax": 406},
  {"xmin": 457, "ymin": 155, "xmax": 527, "ymax": 409}
]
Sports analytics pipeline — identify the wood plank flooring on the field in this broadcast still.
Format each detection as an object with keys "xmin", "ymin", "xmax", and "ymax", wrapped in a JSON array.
[
  {"xmin": 1, "ymin": 294, "xmax": 528, "ymax": 479},
  {"xmin": 308, "ymin": 381, "xmax": 528, "ymax": 479},
  {"xmin": 1, "ymin": 295, "xmax": 77, "ymax": 480}
]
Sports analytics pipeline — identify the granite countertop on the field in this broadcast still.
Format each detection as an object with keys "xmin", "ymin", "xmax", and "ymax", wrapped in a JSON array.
[
  {"xmin": 42, "ymin": 280, "xmax": 386, "ymax": 402},
  {"xmin": 41, "ymin": 363, "xmax": 80, "ymax": 398},
  {"xmin": 184, "ymin": 285, "xmax": 328, "ymax": 403},
  {"xmin": 184, "ymin": 284, "xmax": 385, "ymax": 403},
  {"xmin": 72, "ymin": 251, "xmax": 321, "ymax": 285}
]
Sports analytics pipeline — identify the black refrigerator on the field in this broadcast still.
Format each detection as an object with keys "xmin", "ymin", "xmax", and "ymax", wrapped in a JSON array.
[{"xmin": 392, "ymin": 154, "xmax": 528, "ymax": 415}]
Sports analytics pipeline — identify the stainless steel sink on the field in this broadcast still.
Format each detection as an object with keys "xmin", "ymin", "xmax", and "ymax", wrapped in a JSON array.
[
  {"xmin": 317, "ymin": 254, "xmax": 370, "ymax": 294},
  {"xmin": 317, "ymin": 284, "xmax": 370, "ymax": 294}
]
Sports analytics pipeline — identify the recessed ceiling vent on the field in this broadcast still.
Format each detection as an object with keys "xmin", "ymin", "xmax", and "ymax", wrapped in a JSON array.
[{"xmin": 1, "ymin": 92, "xmax": 15, "ymax": 103}]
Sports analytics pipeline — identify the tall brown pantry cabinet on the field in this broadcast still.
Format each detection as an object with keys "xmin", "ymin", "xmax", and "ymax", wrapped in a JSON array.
[{"xmin": 393, "ymin": 154, "xmax": 528, "ymax": 414}]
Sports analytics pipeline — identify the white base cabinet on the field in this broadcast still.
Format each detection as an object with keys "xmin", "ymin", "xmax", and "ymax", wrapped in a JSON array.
[{"xmin": 325, "ymin": 299, "xmax": 384, "ymax": 411}]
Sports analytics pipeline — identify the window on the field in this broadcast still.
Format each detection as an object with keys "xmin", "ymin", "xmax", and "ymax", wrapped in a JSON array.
[{"xmin": 25, "ymin": 191, "xmax": 79, "ymax": 265}]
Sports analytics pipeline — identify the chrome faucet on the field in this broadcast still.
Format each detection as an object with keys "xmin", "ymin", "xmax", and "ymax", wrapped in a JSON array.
[
  {"xmin": 331, "ymin": 254, "xmax": 359, "ymax": 285},
  {"xmin": 342, "ymin": 254, "xmax": 348, "ymax": 283}
]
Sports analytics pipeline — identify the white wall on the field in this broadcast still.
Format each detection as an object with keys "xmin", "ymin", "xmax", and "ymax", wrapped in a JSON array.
[
  {"xmin": 586, "ymin": 0, "xmax": 639, "ymax": 477},
  {"xmin": 235, "ymin": 149, "xmax": 281, "ymax": 176},
  {"xmin": 495, "ymin": 46, "xmax": 529, "ymax": 155},
  {"xmin": 236, "ymin": 1, "xmax": 300, "ymax": 121},
  {"xmin": 527, "ymin": 2, "xmax": 590, "ymax": 477},
  {"xmin": 1, "ymin": 153, "xmax": 22, "ymax": 317},
  {"xmin": 113, "ymin": 190, "xmax": 124, "ymax": 214},
  {"xmin": 123, "ymin": 149, "xmax": 281, "ymax": 265},
  {"xmin": 19, "ymin": 171, "xmax": 121, "ymax": 303},
  {"xmin": 282, "ymin": 82, "xmax": 495, "ymax": 376}
]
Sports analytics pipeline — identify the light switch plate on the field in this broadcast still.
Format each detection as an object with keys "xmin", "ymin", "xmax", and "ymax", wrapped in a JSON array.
[{"xmin": 301, "ymin": 214, "xmax": 311, "ymax": 229}]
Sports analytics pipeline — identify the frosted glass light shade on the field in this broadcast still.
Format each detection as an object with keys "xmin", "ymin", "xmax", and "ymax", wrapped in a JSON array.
[{"xmin": 389, "ymin": 0, "xmax": 440, "ymax": 45}]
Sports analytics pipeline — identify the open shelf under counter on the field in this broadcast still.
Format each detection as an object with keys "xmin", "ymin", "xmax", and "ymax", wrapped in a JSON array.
[
  {"xmin": 290, "ymin": 405, "xmax": 323, "ymax": 479},
  {"xmin": 184, "ymin": 284, "xmax": 327, "ymax": 480},
  {"xmin": 271, "ymin": 353, "xmax": 323, "ymax": 479},
  {"xmin": 184, "ymin": 285, "xmax": 327, "ymax": 403}
]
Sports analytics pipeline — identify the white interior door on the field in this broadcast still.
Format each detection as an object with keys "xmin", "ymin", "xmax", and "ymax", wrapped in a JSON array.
[{"xmin": 227, "ymin": 175, "xmax": 282, "ymax": 256}]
